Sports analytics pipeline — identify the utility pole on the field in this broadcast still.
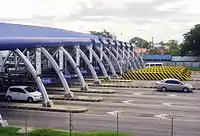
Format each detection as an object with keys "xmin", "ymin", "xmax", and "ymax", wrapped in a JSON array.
[
  {"xmin": 171, "ymin": 118, "xmax": 174, "ymax": 136},
  {"xmin": 117, "ymin": 113, "xmax": 119, "ymax": 136},
  {"xmin": 69, "ymin": 112, "xmax": 72, "ymax": 136}
]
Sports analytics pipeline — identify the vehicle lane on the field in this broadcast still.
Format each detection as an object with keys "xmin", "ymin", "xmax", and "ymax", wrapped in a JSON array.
[
  {"xmin": 1, "ymin": 85, "xmax": 200, "ymax": 136},
  {"xmin": 1, "ymin": 109, "xmax": 200, "ymax": 136}
]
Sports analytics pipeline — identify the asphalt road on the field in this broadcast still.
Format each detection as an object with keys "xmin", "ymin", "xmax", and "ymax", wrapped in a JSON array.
[{"xmin": 1, "ymin": 86, "xmax": 200, "ymax": 136}]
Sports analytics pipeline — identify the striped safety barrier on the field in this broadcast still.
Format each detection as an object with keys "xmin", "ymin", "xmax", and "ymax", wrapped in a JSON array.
[{"xmin": 122, "ymin": 66, "xmax": 191, "ymax": 81}]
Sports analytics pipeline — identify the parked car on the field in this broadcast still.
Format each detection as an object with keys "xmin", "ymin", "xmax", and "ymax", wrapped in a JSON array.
[
  {"xmin": 5, "ymin": 86, "xmax": 42, "ymax": 102},
  {"xmin": 156, "ymin": 78, "xmax": 193, "ymax": 93}
]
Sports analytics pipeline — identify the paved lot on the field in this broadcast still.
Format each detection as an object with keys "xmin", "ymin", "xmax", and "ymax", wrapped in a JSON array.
[{"xmin": 1, "ymin": 84, "xmax": 200, "ymax": 136}]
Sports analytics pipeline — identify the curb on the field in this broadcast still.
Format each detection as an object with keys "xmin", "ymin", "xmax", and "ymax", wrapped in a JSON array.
[
  {"xmin": 85, "ymin": 79, "xmax": 132, "ymax": 83},
  {"xmin": 70, "ymin": 89, "xmax": 115, "ymax": 94},
  {"xmin": 86, "ymin": 84, "xmax": 200, "ymax": 90},
  {"xmin": 102, "ymin": 80, "xmax": 132, "ymax": 83},
  {"xmin": 47, "ymin": 88, "xmax": 115, "ymax": 94},
  {"xmin": 0, "ymin": 104, "xmax": 88, "ymax": 113},
  {"xmin": 49, "ymin": 96, "xmax": 104, "ymax": 102}
]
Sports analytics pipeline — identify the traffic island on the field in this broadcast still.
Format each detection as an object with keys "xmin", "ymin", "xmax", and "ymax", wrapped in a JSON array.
[
  {"xmin": 0, "ymin": 102, "xmax": 88, "ymax": 113},
  {"xmin": 49, "ymin": 95, "xmax": 104, "ymax": 102},
  {"xmin": 46, "ymin": 87, "xmax": 115, "ymax": 94},
  {"xmin": 71, "ymin": 88, "xmax": 115, "ymax": 94}
]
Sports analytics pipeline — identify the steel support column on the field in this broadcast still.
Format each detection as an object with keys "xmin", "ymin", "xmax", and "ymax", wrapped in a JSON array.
[
  {"xmin": 132, "ymin": 50, "xmax": 141, "ymax": 69},
  {"xmin": 0, "ymin": 51, "xmax": 12, "ymax": 72},
  {"xmin": 124, "ymin": 49, "xmax": 134, "ymax": 71},
  {"xmin": 128, "ymin": 49, "xmax": 138, "ymax": 69},
  {"xmin": 60, "ymin": 47, "xmax": 88, "ymax": 91},
  {"xmin": 87, "ymin": 46, "xmax": 110, "ymax": 79},
  {"xmin": 14, "ymin": 49, "xmax": 52, "ymax": 107},
  {"xmin": 104, "ymin": 46, "xmax": 123, "ymax": 75},
  {"xmin": 76, "ymin": 46, "xmax": 101, "ymax": 84},
  {"xmin": 41, "ymin": 47, "xmax": 74, "ymax": 97},
  {"xmin": 135, "ymin": 50, "xmax": 145, "ymax": 68},
  {"xmin": 118, "ymin": 48, "xmax": 133, "ymax": 71},
  {"xmin": 111, "ymin": 47, "xmax": 123, "ymax": 69},
  {"xmin": 132, "ymin": 49, "xmax": 142, "ymax": 69},
  {"xmin": 95, "ymin": 45, "xmax": 118, "ymax": 77}
]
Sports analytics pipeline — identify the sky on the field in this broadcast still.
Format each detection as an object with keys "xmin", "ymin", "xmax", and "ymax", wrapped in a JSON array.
[{"xmin": 0, "ymin": 0, "xmax": 200, "ymax": 43}]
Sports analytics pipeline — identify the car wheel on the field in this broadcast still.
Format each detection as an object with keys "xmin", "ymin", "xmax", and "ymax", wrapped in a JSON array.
[
  {"xmin": 183, "ymin": 87, "xmax": 189, "ymax": 93},
  {"xmin": 27, "ymin": 97, "xmax": 33, "ymax": 103},
  {"xmin": 6, "ymin": 96, "xmax": 12, "ymax": 102},
  {"xmin": 161, "ymin": 87, "xmax": 167, "ymax": 92}
]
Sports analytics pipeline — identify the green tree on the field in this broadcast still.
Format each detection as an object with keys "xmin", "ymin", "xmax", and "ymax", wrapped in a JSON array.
[
  {"xmin": 129, "ymin": 37, "xmax": 151, "ymax": 49},
  {"xmin": 182, "ymin": 24, "xmax": 200, "ymax": 55},
  {"xmin": 165, "ymin": 40, "xmax": 180, "ymax": 56},
  {"xmin": 89, "ymin": 29, "xmax": 116, "ymax": 39}
]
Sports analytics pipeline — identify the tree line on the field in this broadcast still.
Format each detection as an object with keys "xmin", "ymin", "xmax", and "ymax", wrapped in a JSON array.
[{"xmin": 90, "ymin": 24, "xmax": 200, "ymax": 56}]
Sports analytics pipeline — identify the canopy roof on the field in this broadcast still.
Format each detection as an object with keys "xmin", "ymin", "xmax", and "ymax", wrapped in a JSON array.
[{"xmin": 0, "ymin": 23, "xmax": 99, "ymax": 50}]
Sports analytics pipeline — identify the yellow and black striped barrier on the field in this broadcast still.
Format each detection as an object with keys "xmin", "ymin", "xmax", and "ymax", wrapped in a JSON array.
[{"xmin": 122, "ymin": 66, "xmax": 191, "ymax": 81}]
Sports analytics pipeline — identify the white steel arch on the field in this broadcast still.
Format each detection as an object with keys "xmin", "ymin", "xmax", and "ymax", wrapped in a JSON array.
[
  {"xmin": 87, "ymin": 46, "xmax": 110, "ymax": 79},
  {"xmin": 76, "ymin": 46, "xmax": 101, "ymax": 84},
  {"xmin": 60, "ymin": 47, "xmax": 88, "ymax": 90},
  {"xmin": 41, "ymin": 47, "xmax": 74, "ymax": 97},
  {"xmin": 104, "ymin": 46, "xmax": 123, "ymax": 75},
  {"xmin": 118, "ymin": 47, "xmax": 133, "ymax": 71},
  {"xmin": 95, "ymin": 45, "xmax": 118, "ymax": 77},
  {"xmin": 14, "ymin": 49, "xmax": 52, "ymax": 107}
]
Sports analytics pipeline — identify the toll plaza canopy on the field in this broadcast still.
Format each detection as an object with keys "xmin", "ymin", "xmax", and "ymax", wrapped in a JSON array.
[{"xmin": 0, "ymin": 23, "xmax": 100, "ymax": 50}]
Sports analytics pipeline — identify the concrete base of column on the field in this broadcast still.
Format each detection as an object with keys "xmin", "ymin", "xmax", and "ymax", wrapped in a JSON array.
[
  {"xmin": 80, "ymin": 85, "xmax": 88, "ymax": 91},
  {"xmin": 104, "ymin": 76, "xmax": 111, "ymax": 81},
  {"xmin": 64, "ymin": 92, "xmax": 74, "ymax": 98},
  {"xmin": 93, "ymin": 80, "xmax": 101, "ymax": 85},
  {"xmin": 42, "ymin": 100, "xmax": 54, "ymax": 107}
]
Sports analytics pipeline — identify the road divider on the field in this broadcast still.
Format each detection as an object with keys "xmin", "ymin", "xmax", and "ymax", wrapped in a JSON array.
[
  {"xmin": 49, "ymin": 95, "xmax": 103, "ymax": 102},
  {"xmin": 0, "ymin": 102, "xmax": 88, "ymax": 113},
  {"xmin": 46, "ymin": 87, "xmax": 115, "ymax": 94},
  {"xmin": 85, "ymin": 79, "xmax": 132, "ymax": 83},
  {"xmin": 79, "ymin": 83, "xmax": 200, "ymax": 90}
]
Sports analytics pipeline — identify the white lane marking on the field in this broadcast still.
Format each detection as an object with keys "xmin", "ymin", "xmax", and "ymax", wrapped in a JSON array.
[
  {"xmin": 107, "ymin": 110, "xmax": 123, "ymax": 116},
  {"xmin": 167, "ymin": 94, "xmax": 177, "ymax": 97},
  {"xmin": 121, "ymin": 100, "xmax": 134, "ymax": 105},
  {"xmin": 133, "ymin": 92, "xmax": 143, "ymax": 96},
  {"xmin": 154, "ymin": 113, "xmax": 168, "ymax": 119},
  {"xmin": 162, "ymin": 103, "xmax": 172, "ymax": 106}
]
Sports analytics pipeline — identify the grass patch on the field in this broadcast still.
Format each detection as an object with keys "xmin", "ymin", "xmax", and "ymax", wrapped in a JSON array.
[
  {"xmin": 0, "ymin": 127, "xmax": 133, "ymax": 136},
  {"xmin": 0, "ymin": 126, "xmax": 21, "ymax": 136},
  {"xmin": 189, "ymin": 68, "xmax": 200, "ymax": 71},
  {"xmin": 28, "ymin": 129, "xmax": 132, "ymax": 136}
]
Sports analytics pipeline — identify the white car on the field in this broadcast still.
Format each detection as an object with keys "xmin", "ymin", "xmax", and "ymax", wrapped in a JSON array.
[
  {"xmin": 156, "ymin": 78, "xmax": 193, "ymax": 93},
  {"xmin": 5, "ymin": 86, "xmax": 42, "ymax": 102}
]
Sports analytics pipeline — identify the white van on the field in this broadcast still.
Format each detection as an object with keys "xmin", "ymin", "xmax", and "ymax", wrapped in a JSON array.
[{"xmin": 145, "ymin": 63, "xmax": 163, "ymax": 67}]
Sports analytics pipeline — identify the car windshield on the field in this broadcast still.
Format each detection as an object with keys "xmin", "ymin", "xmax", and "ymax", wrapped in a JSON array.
[{"xmin": 25, "ymin": 87, "xmax": 36, "ymax": 92}]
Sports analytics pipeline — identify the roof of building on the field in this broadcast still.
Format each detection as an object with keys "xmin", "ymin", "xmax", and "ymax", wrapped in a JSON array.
[
  {"xmin": 143, "ymin": 55, "xmax": 172, "ymax": 61},
  {"xmin": 0, "ymin": 23, "xmax": 99, "ymax": 50}
]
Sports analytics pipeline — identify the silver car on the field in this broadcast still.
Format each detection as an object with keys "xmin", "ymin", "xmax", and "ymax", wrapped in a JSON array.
[{"xmin": 156, "ymin": 78, "xmax": 193, "ymax": 93}]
